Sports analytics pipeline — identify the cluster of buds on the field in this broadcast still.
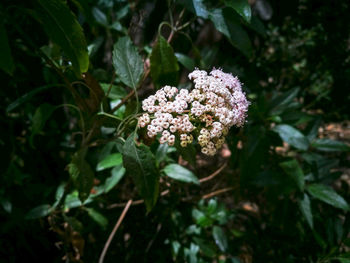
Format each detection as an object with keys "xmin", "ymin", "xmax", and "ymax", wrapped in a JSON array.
[{"xmin": 138, "ymin": 69, "xmax": 249, "ymax": 155}]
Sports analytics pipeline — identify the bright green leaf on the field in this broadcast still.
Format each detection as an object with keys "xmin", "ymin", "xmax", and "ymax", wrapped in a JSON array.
[
  {"xmin": 25, "ymin": 204, "xmax": 51, "ymax": 220},
  {"xmin": 86, "ymin": 208, "xmax": 108, "ymax": 229},
  {"xmin": 311, "ymin": 139, "xmax": 350, "ymax": 152},
  {"xmin": 122, "ymin": 132, "xmax": 159, "ymax": 212},
  {"xmin": 307, "ymin": 184, "xmax": 349, "ymax": 210},
  {"xmin": 279, "ymin": 159, "xmax": 305, "ymax": 191},
  {"xmin": 35, "ymin": 0, "xmax": 89, "ymax": 75},
  {"xmin": 163, "ymin": 164, "xmax": 199, "ymax": 185},
  {"xmin": 104, "ymin": 165, "xmax": 125, "ymax": 193},
  {"xmin": 212, "ymin": 226, "xmax": 228, "ymax": 252},
  {"xmin": 68, "ymin": 148, "xmax": 94, "ymax": 203},
  {"xmin": 112, "ymin": 36, "xmax": 144, "ymax": 89},
  {"xmin": 299, "ymin": 193, "xmax": 313, "ymax": 229},
  {"xmin": 209, "ymin": 9, "xmax": 253, "ymax": 58},
  {"xmin": 96, "ymin": 153, "xmax": 123, "ymax": 171},
  {"xmin": 150, "ymin": 35, "xmax": 179, "ymax": 87},
  {"xmin": 272, "ymin": 124, "xmax": 309, "ymax": 151},
  {"xmin": 0, "ymin": 20, "xmax": 14, "ymax": 75},
  {"xmin": 224, "ymin": 0, "xmax": 252, "ymax": 23}
]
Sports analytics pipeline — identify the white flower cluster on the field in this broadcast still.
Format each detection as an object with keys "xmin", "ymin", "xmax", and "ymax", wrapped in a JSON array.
[{"xmin": 138, "ymin": 68, "xmax": 249, "ymax": 155}]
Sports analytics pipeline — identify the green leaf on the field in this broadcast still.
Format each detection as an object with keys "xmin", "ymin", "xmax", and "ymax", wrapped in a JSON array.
[
  {"xmin": 96, "ymin": 153, "xmax": 123, "ymax": 171},
  {"xmin": 272, "ymin": 124, "xmax": 309, "ymax": 151},
  {"xmin": 6, "ymin": 85, "xmax": 52, "ymax": 113},
  {"xmin": 86, "ymin": 208, "xmax": 108, "ymax": 229},
  {"xmin": 311, "ymin": 139, "xmax": 350, "ymax": 152},
  {"xmin": 35, "ymin": 0, "xmax": 89, "ymax": 75},
  {"xmin": 104, "ymin": 165, "xmax": 125, "ymax": 193},
  {"xmin": 122, "ymin": 132, "xmax": 159, "ymax": 211},
  {"xmin": 212, "ymin": 226, "xmax": 228, "ymax": 252},
  {"xmin": 150, "ymin": 35, "xmax": 179, "ymax": 87},
  {"xmin": 100, "ymin": 83, "xmax": 127, "ymax": 100},
  {"xmin": 68, "ymin": 148, "xmax": 94, "ymax": 203},
  {"xmin": 269, "ymin": 88, "xmax": 300, "ymax": 115},
  {"xmin": 92, "ymin": 7, "xmax": 108, "ymax": 26},
  {"xmin": 299, "ymin": 193, "xmax": 313, "ymax": 229},
  {"xmin": 224, "ymin": 0, "xmax": 252, "ymax": 23},
  {"xmin": 193, "ymin": 237, "xmax": 217, "ymax": 258},
  {"xmin": 175, "ymin": 53, "xmax": 195, "ymax": 70},
  {"xmin": 209, "ymin": 9, "xmax": 253, "ymax": 58},
  {"xmin": 279, "ymin": 159, "xmax": 305, "ymax": 191},
  {"xmin": 25, "ymin": 204, "xmax": 51, "ymax": 220},
  {"xmin": 163, "ymin": 164, "xmax": 199, "ymax": 185},
  {"xmin": 307, "ymin": 184, "xmax": 349, "ymax": 210},
  {"xmin": 0, "ymin": 20, "xmax": 14, "ymax": 75},
  {"xmin": 181, "ymin": 0, "xmax": 209, "ymax": 19},
  {"xmin": 0, "ymin": 199, "xmax": 12, "ymax": 214},
  {"xmin": 30, "ymin": 103, "xmax": 55, "ymax": 145},
  {"xmin": 112, "ymin": 36, "xmax": 144, "ymax": 89}
]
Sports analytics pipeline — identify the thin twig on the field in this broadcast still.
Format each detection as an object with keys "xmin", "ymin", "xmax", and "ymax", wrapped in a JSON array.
[
  {"xmin": 199, "ymin": 162, "xmax": 228, "ymax": 183},
  {"xmin": 107, "ymin": 190, "xmax": 169, "ymax": 209},
  {"xmin": 99, "ymin": 199, "xmax": 133, "ymax": 263},
  {"xmin": 202, "ymin": 187, "xmax": 235, "ymax": 200}
]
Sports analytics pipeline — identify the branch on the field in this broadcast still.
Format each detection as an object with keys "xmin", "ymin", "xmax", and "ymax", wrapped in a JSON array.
[
  {"xmin": 99, "ymin": 199, "xmax": 133, "ymax": 263},
  {"xmin": 202, "ymin": 187, "xmax": 235, "ymax": 200},
  {"xmin": 199, "ymin": 162, "xmax": 227, "ymax": 183}
]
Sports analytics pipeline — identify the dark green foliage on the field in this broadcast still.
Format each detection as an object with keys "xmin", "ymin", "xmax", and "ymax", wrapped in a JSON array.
[{"xmin": 1, "ymin": 0, "xmax": 350, "ymax": 262}]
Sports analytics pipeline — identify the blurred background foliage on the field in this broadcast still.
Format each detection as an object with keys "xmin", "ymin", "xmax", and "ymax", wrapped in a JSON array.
[{"xmin": 1, "ymin": 0, "xmax": 350, "ymax": 262}]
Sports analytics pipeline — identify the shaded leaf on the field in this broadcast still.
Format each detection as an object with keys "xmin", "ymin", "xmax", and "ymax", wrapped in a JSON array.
[
  {"xmin": 279, "ymin": 159, "xmax": 305, "ymax": 191},
  {"xmin": 181, "ymin": 0, "xmax": 209, "ymax": 19},
  {"xmin": 122, "ymin": 132, "xmax": 159, "ymax": 211},
  {"xmin": 68, "ymin": 148, "xmax": 94, "ymax": 202},
  {"xmin": 163, "ymin": 164, "xmax": 199, "ymax": 184},
  {"xmin": 175, "ymin": 53, "xmax": 195, "ymax": 70},
  {"xmin": 86, "ymin": 208, "xmax": 108, "ymax": 229},
  {"xmin": 311, "ymin": 139, "xmax": 350, "ymax": 152},
  {"xmin": 30, "ymin": 103, "xmax": 55, "ymax": 145},
  {"xmin": 100, "ymin": 83, "xmax": 127, "ymax": 100},
  {"xmin": 209, "ymin": 9, "xmax": 253, "ymax": 58},
  {"xmin": 0, "ymin": 20, "xmax": 14, "ymax": 75},
  {"xmin": 212, "ymin": 226, "xmax": 228, "ymax": 252},
  {"xmin": 35, "ymin": 0, "xmax": 89, "ymax": 75},
  {"xmin": 150, "ymin": 35, "xmax": 179, "ymax": 87},
  {"xmin": 193, "ymin": 237, "xmax": 217, "ymax": 258},
  {"xmin": 96, "ymin": 153, "xmax": 123, "ymax": 171},
  {"xmin": 269, "ymin": 88, "xmax": 300, "ymax": 115},
  {"xmin": 307, "ymin": 184, "xmax": 349, "ymax": 210},
  {"xmin": 299, "ymin": 193, "xmax": 313, "ymax": 229},
  {"xmin": 112, "ymin": 36, "xmax": 144, "ymax": 89},
  {"xmin": 104, "ymin": 165, "xmax": 125, "ymax": 193},
  {"xmin": 92, "ymin": 7, "xmax": 108, "ymax": 26},
  {"xmin": 6, "ymin": 85, "xmax": 52, "ymax": 113},
  {"xmin": 272, "ymin": 124, "xmax": 309, "ymax": 151},
  {"xmin": 224, "ymin": 0, "xmax": 251, "ymax": 23},
  {"xmin": 25, "ymin": 204, "xmax": 51, "ymax": 220}
]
